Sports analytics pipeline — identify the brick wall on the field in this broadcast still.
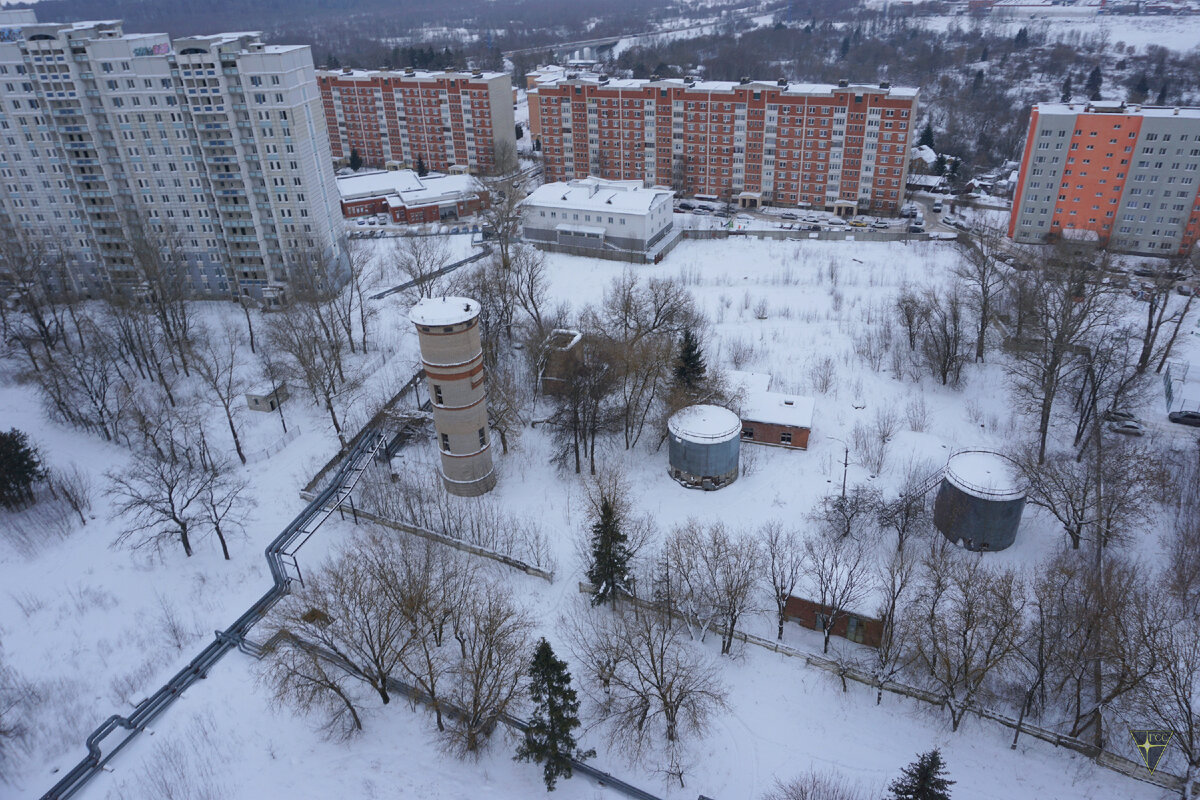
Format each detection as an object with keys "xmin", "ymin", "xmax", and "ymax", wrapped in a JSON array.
[{"xmin": 740, "ymin": 421, "xmax": 810, "ymax": 449}]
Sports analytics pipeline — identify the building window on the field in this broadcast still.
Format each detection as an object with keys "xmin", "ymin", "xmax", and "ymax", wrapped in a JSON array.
[
  {"xmin": 433, "ymin": 384, "xmax": 444, "ymax": 404},
  {"xmin": 742, "ymin": 427, "xmax": 755, "ymax": 439},
  {"xmin": 440, "ymin": 433, "xmax": 450, "ymax": 452},
  {"xmin": 780, "ymin": 431, "xmax": 793, "ymax": 445},
  {"xmin": 478, "ymin": 427, "xmax": 487, "ymax": 448}
]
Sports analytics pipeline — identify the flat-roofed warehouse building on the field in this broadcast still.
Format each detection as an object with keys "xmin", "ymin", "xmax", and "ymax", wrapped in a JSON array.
[
  {"xmin": 522, "ymin": 176, "xmax": 675, "ymax": 257},
  {"xmin": 336, "ymin": 169, "xmax": 484, "ymax": 224}
]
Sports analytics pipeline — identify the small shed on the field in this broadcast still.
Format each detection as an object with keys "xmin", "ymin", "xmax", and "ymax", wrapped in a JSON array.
[
  {"xmin": 245, "ymin": 382, "xmax": 289, "ymax": 413},
  {"xmin": 739, "ymin": 391, "xmax": 814, "ymax": 449},
  {"xmin": 539, "ymin": 328, "xmax": 583, "ymax": 396},
  {"xmin": 784, "ymin": 595, "xmax": 884, "ymax": 648}
]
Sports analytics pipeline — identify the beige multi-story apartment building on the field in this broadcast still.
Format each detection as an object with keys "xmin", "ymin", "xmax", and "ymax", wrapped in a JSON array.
[
  {"xmin": 1009, "ymin": 101, "xmax": 1200, "ymax": 257},
  {"xmin": 0, "ymin": 10, "xmax": 346, "ymax": 301},
  {"xmin": 528, "ymin": 72, "xmax": 918, "ymax": 214},
  {"xmin": 316, "ymin": 68, "xmax": 516, "ymax": 175}
]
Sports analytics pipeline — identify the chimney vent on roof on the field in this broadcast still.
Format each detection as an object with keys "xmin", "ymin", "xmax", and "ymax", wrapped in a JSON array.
[
  {"xmin": 472, "ymin": 70, "xmax": 483, "ymax": 78},
  {"xmin": 777, "ymin": 78, "xmax": 788, "ymax": 88},
  {"xmin": 404, "ymin": 67, "xmax": 415, "ymax": 76},
  {"xmin": 838, "ymin": 78, "xmax": 849, "ymax": 88},
  {"xmin": 685, "ymin": 75, "xmax": 696, "ymax": 86},
  {"xmin": 739, "ymin": 76, "xmax": 751, "ymax": 85},
  {"xmin": 880, "ymin": 81, "xmax": 890, "ymax": 89},
  {"xmin": 1175, "ymin": 107, "xmax": 1180, "ymax": 115},
  {"xmin": 342, "ymin": 67, "xmax": 352, "ymax": 75}
]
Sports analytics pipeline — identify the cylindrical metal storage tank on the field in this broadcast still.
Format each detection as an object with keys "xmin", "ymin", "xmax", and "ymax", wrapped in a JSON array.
[
  {"xmin": 933, "ymin": 450, "xmax": 1026, "ymax": 552},
  {"xmin": 666, "ymin": 405, "xmax": 741, "ymax": 490},
  {"xmin": 410, "ymin": 296, "xmax": 496, "ymax": 497}
]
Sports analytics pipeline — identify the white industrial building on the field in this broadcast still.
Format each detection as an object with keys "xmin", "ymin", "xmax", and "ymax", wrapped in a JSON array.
[
  {"xmin": 521, "ymin": 176, "xmax": 676, "ymax": 260},
  {"xmin": 0, "ymin": 11, "xmax": 346, "ymax": 301}
]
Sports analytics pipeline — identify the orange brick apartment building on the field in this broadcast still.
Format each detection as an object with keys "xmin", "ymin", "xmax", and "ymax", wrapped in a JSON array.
[
  {"xmin": 528, "ymin": 73, "xmax": 918, "ymax": 214},
  {"xmin": 1009, "ymin": 101, "xmax": 1200, "ymax": 257},
  {"xmin": 316, "ymin": 68, "xmax": 516, "ymax": 174}
]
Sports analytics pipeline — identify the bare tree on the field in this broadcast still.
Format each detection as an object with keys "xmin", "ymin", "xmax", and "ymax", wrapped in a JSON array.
[
  {"xmin": 268, "ymin": 543, "xmax": 410, "ymax": 707},
  {"xmin": 876, "ymin": 462, "xmax": 935, "ymax": 552},
  {"xmin": 479, "ymin": 173, "xmax": 527, "ymax": 270},
  {"xmin": 393, "ymin": 235, "xmax": 453, "ymax": 299},
  {"xmin": 194, "ymin": 328, "xmax": 248, "ymax": 464},
  {"xmin": 954, "ymin": 227, "xmax": 1008, "ymax": 362},
  {"xmin": 911, "ymin": 547, "xmax": 1023, "ymax": 731},
  {"xmin": 109, "ymin": 445, "xmax": 210, "ymax": 558},
  {"xmin": 485, "ymin": 357, "xmax": 530, "ymax": 454},
  {"xmin": 48, "ymin": 463, "xmax": 93, "ymax": 527},
  {"xmin": 0, "ymin": 650, "xmax": 31, "ymax": 782},
  {"xmin": 918, "ymin": 284, "xmax": 969, "ymax": 387},
  {"xmin": 810, "ymin": 487, "xmax": 881, "ymax": 541},
  {"xmin": 664, "ymin": 521, "xmax": 759, "ymax": 655},
  {"xmin": 262, "ymin": 634, "xmax": 365, "ymax": 739},
  {"xmin": 801, "ymin": 533, "xmax": 870, "ymax": 655},
  {"xmin": 510, "ymin": 243, "xmax": 551, "ymax": 339},
  {"xmin": 444, "ymin": 583, "xmax": 533, "ymax": 756},
  {"xmin": 761, "ymin": 521, "xmax": 805, "ymax": 641},
  {"xmin": 198, "ymin": 461, "xmax": 249, "ymax": 561},
  {"xmin": 870, "ymin": 546, "xmax": 916, "ymax": 705},
  {"xmin": 1007, "ymin": 249, "xmax": 1117, "ymax": 464},
  {"xmin": 563, "ymin": 601, "xmax": 727, "ymax": 760}
]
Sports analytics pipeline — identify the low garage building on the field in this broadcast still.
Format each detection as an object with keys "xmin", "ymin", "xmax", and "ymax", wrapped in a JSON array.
[
  {"xmin": 738, "ymin": 391, "xmax": 814, "ymax": 449},
  {"xmin": 336, "ymin": 170, "xmax": 484, "ymax": 224}
]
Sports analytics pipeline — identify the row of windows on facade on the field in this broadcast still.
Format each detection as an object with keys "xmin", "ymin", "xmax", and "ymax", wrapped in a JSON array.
[{"xmin": 742, "ymin": 428, "xmax": 793, "ymax": 445}]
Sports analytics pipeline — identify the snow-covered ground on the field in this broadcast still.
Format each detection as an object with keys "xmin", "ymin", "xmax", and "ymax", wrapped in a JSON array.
[
  {"xmin": 3, "ymin": 235, "xmax": 1194, "ymax": 799},
  {"xmin": 908, "ymin": 11, "xmax": 1200, "ymax": 54}
]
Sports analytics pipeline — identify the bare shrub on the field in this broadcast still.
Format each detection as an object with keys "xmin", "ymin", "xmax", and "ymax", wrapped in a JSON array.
[
  {"xmin": 873, "ymin": 407, "xmax": 900, "ymax": 443},
  {"xmin": 726, "ymin": 336, "xmax": 758, "ymax": 369},
  {"xmin": 808, "ymin": 356, "xmax": 836, "ymax": 394},
  {"xmin": 753, "ymin": 298, "xmax": 770, "ymax": 320},
  {"xmin": 905, "ymin": 397, "xmax": 929, "ymax": 432},
  {"xmin": 853, "ymin": 328, "xmax": 887, "ymax": 372},
  {"xmin": 764, "ymin": 768, "xmax": 869, "ymax": 800}
]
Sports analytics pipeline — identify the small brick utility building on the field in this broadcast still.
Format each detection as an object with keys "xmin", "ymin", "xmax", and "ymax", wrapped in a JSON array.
[
  {"xmin": 784, "ymin": 596, "xmax": 884, "ymax": 648},
  {"xmin": 739, "ymin": 391, "xmax": 815, "ymax": 450},
  {"xmin": 336, "ymin": 170, "xmax": 484, "ymax": 224}
]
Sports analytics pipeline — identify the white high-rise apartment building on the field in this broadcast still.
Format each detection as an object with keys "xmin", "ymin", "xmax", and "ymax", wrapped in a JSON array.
[{"xmin": 0, "ymin": 11, "xmax": 346, "ymax": 301}]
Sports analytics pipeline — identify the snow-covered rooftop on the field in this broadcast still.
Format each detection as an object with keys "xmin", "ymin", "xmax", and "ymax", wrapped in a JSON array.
[
  {"xmin": 668, "ymin": 404, "xmax": 741, "ymax": 443},
  {"xmin": 531, "ymin": 73, "xmax": 918, "ymax": 99},
  {"xmin": 739, "ymin": 391, "xmax": 815, "ymax": 430},
  {"xmin": 728, "ymin": 370, "xmax": 772, "ymax": 397},
  {"xmin": 337, "ymin": 170, "xmax": 480, "ymax": 208},
  {"xmin": 524, "ymin": 177, "xmax": 673, "ymax": 216},
  {"xmin": 1035, "ymin": 102, "xmax": 1200, "ymax": 120},
  {"xmin": 318, "ymin": 67, "xmax": 507, "ymax": 81},
  {"xmin": 409, "ymin": 297, "xmax": 480, "ymax": 327}
]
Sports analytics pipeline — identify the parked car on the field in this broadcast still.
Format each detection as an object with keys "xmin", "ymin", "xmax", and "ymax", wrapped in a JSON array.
[
  {"xmin": 900, "ymin": 204, "xmax": 919, "ymax": 218},
  {"xmin": 692, "ymin": 208, "xmax": 710, "ymax": 215},
  {"xmin": 848, "ymin": 219, "xmax": 868, "ymax": 228},
  {"xmin": 1178, "ymin": 284, "xmax": 1195, "ymax": 297},
  {"xmin": 1103, "ymin": 409, "xmax": 1137, "ymax": 423},
  {"xmin": 355, "ymin": 218, "xmax": 367, "ymax": 226},
  {"xmin": 677, "ymin": 201, "xmax": 695, "ymax": 211},
  {"xmin": 367, "ymin": 218, "xmax": 377, "ymax": 225},
  {"xmin": 697, "ymin": 203, "xmax": 715, "ymax": 212},
  {"xmin": 1168, "ymin": 410, "xmax": 1200, "ymax": 427},
  {"xmin": 1107, "ymin": 420, "xmax": 1145, "ymax": 437},
  {"xmin": 931, "ymin": 200, "xmax": 944, "ymax": 212},
  {"xmin": 908, "ymin": 223, "xmax": 925, "ymax": 233},
  {"xmin": 780, "ymin": 212, "xmax": 799, "ymax": 220},
  {"xmin": 870, "ymin": 219, "xmax": 888, "ymax": 230}
]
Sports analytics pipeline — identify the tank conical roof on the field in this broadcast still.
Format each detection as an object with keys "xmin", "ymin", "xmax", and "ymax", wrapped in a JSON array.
[
  {"xmin": 668, "ymin": 405, "xmax": 741, "ymax": 443},
  {"xmin": 944, "ymin": 450, "xmax": 1026, "ymax": 501}
]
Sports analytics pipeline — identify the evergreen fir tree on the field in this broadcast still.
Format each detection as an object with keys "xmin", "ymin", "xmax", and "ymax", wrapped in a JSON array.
[
  {"xmin": 1130, "ymin": 74, "xmax": 1150, "ymax": 104},
  {"xmin": 586, "ymin": 497, "xmax": 629, "ymax": 606},
  {"xmin": 1013, "ymin": 27, "xmax": 1029, "ymax": 49},
  {"xmin": 1061, "ymin": 75, "xmax": 1073, "ymax": 102},
  {"xmin": 887, "ymin": 749, "xmax": 955, "ymax": 800},
  {"xmin": 918, "ymin": 121, "xmax": 935, "ymax": 150},
  {"xmin": 416, "ymin": 156, "xmax": 428, "ymax": 177},
  {"xmin": 514, "ymin": 639, "xmax": 594, "ymax": 791},
  {"xmin": 1156, "ymin": 82, "xmax": 1169, "ymax": 105},
  {"xmin": 673, "ymin": 328, "xmax": 706, "ymax": 392},
  {"xmin": 0, "ymin": 429, "xmax": 46, "ymax": 510},
  {"xmin": 1085, "ymin": 66, "xmax": 1103, "ymax": 100},
  {"xmin": 933, "ymin": 153, "xmax": 947, "ymax": 176},
  {"xmin": 348, "ymin": 148, "xmax": 363, "ymax": 172}
]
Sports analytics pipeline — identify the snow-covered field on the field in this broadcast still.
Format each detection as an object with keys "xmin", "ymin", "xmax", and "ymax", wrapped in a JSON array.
[
  {"xmin": 3, "ymin": 235, "xmax": 1194, "ymax": 799},
  {"xmin": 908, "ymin": 11, "xmax": 1200, "ymax": 54}
]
